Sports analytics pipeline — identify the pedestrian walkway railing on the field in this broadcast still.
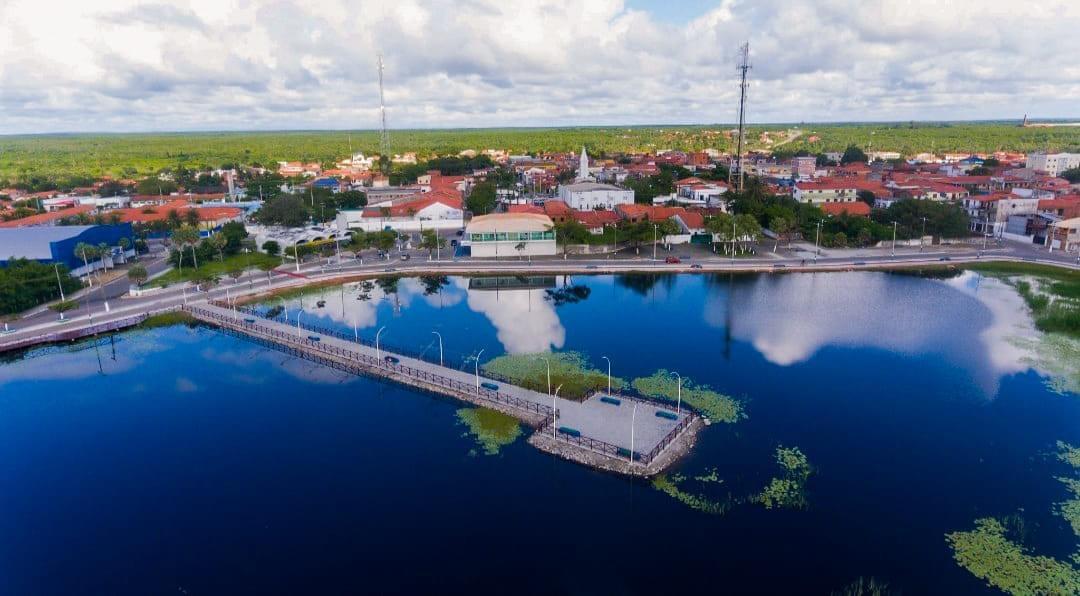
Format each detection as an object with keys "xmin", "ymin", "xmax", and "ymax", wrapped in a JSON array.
[
  {"xmin": 187, "ymin": 304, "xmax": 553, "ymax": 418},
  {"xmin": 0, "ymin": 305, "xmax": 180, "ymax": 354}
]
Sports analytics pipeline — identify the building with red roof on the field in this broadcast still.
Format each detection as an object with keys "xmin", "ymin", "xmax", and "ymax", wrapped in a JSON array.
[
  {"xmin": 0, "ymin": 205, "xmax": 97, "ymax": 228},
  {"xmin": 820, "ymin": 202, "xmax": 872, "ymax": 217}
]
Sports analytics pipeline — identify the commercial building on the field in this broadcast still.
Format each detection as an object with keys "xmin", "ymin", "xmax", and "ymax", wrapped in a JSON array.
[
  {"xmin": 557, "ymin": 182, "xmax": 634, "ymax": 211},
  {"xmin": 1046, "ymin": 217, "xmax": 1080, "ymax": 252},
  {"xmin": 1026, "ymin": 152, "xmax": 1080, "ymax": 177},
  {"xmin": 335, "ymin": 193, "xmax": 463, "ymax": 233},
  {"xmin": 0, "ymin": 224, "xmax": 135, "ymax": 276},
  {"xmin": 463, "ymin": 213, "xmax": 556, "ymax": 258}
]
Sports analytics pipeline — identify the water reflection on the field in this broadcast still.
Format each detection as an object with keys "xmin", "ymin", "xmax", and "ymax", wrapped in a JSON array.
[
  {"xmin": 463, "ymin": 277, "xmax": 566, "ymax": 354},
  {"xmin": 701, "ymin": 271, "xmax": 1067, "ymax": 396}
]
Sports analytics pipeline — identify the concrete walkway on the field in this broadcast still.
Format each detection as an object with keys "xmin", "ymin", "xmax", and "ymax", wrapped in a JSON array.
[{"xmin": 194, "ymin": 302, "xmax": 686, "ymax": 461}]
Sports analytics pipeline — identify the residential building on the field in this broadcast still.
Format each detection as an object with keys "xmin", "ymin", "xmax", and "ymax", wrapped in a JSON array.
[
  {"xmin": 335, "ymin": 193, "xmax": 463, "ymax": 233},
  {"xmin": 1026, "ymin": 152, "xmax": 1080, "ymax": 177},
  {"xmin": 557, "ymin": 182, "xmax": 634, "ymax": 211},
  {"xmin": 791, "ymin": 156, "xmax": 817, "ymax": 179},
  {"xmin": 463, "ymin": 213, "xmax": 556, "ymax": 257},
  {"xmin": 1046, "ymin": 216, "xmax": 1080, "ymax": 252},
  {"xmin": 820, "ymin": 202, "xmax": 871, "ymax": 217},
  {"xmin": 793, "ymin": 180, "xmax": 857, "ymax": 204}
]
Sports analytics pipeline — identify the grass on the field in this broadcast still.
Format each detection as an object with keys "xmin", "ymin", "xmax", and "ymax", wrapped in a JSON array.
[
  {"xmin": 969, "ymin": 264, "xmax": 1080, "ymax": 338},
  {"xmin": 481, "ymin": 351, "xmax": 624, "ymax": 400},
  {"xmin": 651, "ymin": 473, "xmax": 732, "ymax": 515},
  {"xmin": 151, "ymin": 252, "xmax": 281, "ymax": 288},
  {"xmin": 455, "ymin": 407, "xmax": 522, "ymax": 456},
  {"xmin": 630, "ymin": 369, "xmax": 744, "ymax": 423},
  {"xmin": 137, "ymin": 310, "xmax": 195, "ymax": 329}
]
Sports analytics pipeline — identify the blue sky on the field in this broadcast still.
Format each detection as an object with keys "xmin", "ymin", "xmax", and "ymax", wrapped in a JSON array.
[{"xmin": 625, "ymin": 0, "xmax": 720, "ymax": 23}]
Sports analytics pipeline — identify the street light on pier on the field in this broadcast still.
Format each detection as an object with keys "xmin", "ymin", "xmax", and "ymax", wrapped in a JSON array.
[
  {"xmin": 536, "ymin": 356, "xmax": 551, "ymax": 396},
  {"xmin": 601, "ymin": 355, "xmax": 612, "ymax": 396},
  {"xmin": 474, "ymin": 348, "xmax": 485, "ymax": 393},
  {"xmin": 670, "ymin": 371, "xmax": 682, "ymax": 414},
  {"xmin": 432, "ymin": 331, "xmax": 444, "ymax": 366},
  {"xmin": 296, "ymin": 311, "xmax": 303, "ymax": 337},
  {"xmin": 552, "ymin": 384, "xmax": 563, "ymax": 439},
  {"xmin": 376, "ymin": 326, "xmax": 386, "ymax": 361}
]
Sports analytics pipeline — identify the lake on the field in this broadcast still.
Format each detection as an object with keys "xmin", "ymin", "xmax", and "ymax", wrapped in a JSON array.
[{"xmin": 2, "ymin": 270, "xmax": 1078, "ymax": 594}]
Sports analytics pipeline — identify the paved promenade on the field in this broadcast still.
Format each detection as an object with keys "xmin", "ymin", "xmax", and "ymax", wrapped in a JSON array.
[{"xmin": 188, "ymin": 302, "xmax": 690, "ymax": 472}]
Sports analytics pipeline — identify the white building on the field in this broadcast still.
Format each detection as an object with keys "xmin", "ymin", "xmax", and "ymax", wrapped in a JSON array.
[
  {"xmin": 335, "ymin": 195, "xmax": 463, "ymax": 233},
  {"xmin": 464, "ymin": 213, "xmax": 556, "ymax": 258},
  {"xmin": 1026, "ymin": 152, "xmax": 1080, "ymax": 177},
  {"xmin": 557, "ymin": 182, "xmax": 634, "ymax": 210}
]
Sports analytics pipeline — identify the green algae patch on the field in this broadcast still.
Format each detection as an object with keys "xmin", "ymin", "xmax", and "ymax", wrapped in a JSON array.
[
  {"xmin": 631, "ymin": 369, "xmax": 743, "ymax": 423},
  {"xmin": 138, "ymin": 310, "xmax": 195, "ymax": 329},
  {"xmin": 830, "ymin": 576, "xmax": 897, "ymax": 596},
  {"xmin": 455, "ymin": 407, "xmax": 522, "ymax": 456},
  {"xmin": 946, "ymin": 440, "xmax": 1080, "ymax": 594},
  {"xmin": 1012, "ymin": 332, "xmax": 1080, "ymax": 396},
  {"xmin": 652, "ymin": 473, "xmax": 731, "ymax": 515},
  {"xmin": 946, "ymin": 518, "xmax": 1080, "ymax": 595},
  {"xmin": 481, "ymin": 351, "xmax": 624, "ymax": 400},
  {"xmin": 754, "ymin": 446, "xmax": 813, "ymax": 510}
]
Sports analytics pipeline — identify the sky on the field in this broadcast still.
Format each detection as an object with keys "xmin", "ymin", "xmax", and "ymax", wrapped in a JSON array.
[{"xmin": 0, "ymin": 0, "xmax": 1078, "ymax": 134}]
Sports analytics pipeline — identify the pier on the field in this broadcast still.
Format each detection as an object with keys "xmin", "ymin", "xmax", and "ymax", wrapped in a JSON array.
[{"xmin": 183, "ymin": 302, "xmax": 699, "ymax": 476}]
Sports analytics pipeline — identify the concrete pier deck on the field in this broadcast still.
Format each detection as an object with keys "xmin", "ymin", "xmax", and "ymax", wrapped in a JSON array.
[{"xmin": 184, "ymin": 302, "xmax": 696, "ymax": 476}]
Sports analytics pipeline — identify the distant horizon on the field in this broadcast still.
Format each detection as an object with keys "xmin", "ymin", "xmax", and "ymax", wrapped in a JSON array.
[{"xmin": 5, "ymin": 117, "xmax": 1080, "ymax": 138}]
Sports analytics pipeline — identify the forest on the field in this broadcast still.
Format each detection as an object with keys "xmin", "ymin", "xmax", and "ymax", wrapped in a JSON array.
[{"xmin": 2, "ymin": 121, "xmax": 1078, "ymax": 186}]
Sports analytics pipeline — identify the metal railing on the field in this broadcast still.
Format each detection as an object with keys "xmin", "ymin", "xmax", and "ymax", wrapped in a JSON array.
[
  {"xmin": 187, "ymin": 304, "xmax": 553, "ymax": 417},
  {"xmin": 0, "ymin": 305, "xmax": 180, "ymax": 354}
]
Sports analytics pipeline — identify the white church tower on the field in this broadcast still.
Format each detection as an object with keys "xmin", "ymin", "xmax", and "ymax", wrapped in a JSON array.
[{"xmin": 576, "ymin": 146, "xmax": 592, "ymax": 182}]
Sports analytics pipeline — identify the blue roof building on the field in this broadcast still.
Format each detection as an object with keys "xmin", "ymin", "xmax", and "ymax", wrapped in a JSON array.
[{"xmin": 0, "ymin": 224, "xmax": 135, "ymax": 274}]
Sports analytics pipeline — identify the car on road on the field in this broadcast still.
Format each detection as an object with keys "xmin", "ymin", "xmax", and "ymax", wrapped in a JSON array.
[
  {"xmin": 400, "ymin": 254, "xmax": 410, "ymax": 261},
  {"xmin": 383, "ymin": 267, "xmax": 396, "ymax": 272},
  {"xmin": 772, "ymin": 264, "xmax": 787, "ymax": 269},
  {"xmin": 480, "ymin": 382, "xmax": 499, "ymax": 391},
  {"xmin": 455, "ymin": 230, "xmax": 464, "ymax": 236},
  {"xmin": 307, "ymin": 335, "xmax": 321, "ymax": 342},
  {"xmin": 586, "ymin": 265, "xmax": 598, "ymax": 270},
  {"xmin": 384, "ymin": 356, "xmax": 400, "ymax": 365},
  {"xmin": 939, "ymin": 256, "xmax": 952, "ymax": 262},
  {"xmin": 690, "ymin": 264, "xmax": 702, "ymax": 269},
  {"xmin": 854, "ymin": 261, "xmax": 867, "ymax": 266},
  {"xmin": 665, "ymin": 256, "xmax": 681, "ymax": 264}
]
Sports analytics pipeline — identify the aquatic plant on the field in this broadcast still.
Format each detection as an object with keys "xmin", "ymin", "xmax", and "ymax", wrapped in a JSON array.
[
  {"xmin": 1012, "ymin": 332, "xmax": 1080, "ymax": 396},
  {"xmin": 694, "ymin": 468, "xmax": 722, "ymax": 484},
  {"xmin": 631, "ymin": 369, "xmax": 743, "ymax": 423},
  {"xmin": 138, "ymin": 311, "xmax": 196, "ymax": 329},
  {"xmin": 481, "ymin": 351, "xmax": 623, "ymax": 400},
  {"xmin": 946, "ymin": 518, "xmax": 1080, "ymax": 595},
  {"xmin": 754, "ymin": 446, "xmax": 813, "ymax": 510},
  {"xmin": 830, "ymin": 576, "xmax": 897, "ymax": 596},
  {"xmin": 651, "ymin": 474, "xmax": 731, "ymax": 515},
  {"xmin": 455, "ymin": 407, "xmax": 522, "ymax": 456}
]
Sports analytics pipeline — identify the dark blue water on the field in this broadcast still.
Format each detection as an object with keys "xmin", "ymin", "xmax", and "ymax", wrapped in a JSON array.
[{"xmin": 2, "ymin": 272, "xmax": 1077, "ymax": 594}]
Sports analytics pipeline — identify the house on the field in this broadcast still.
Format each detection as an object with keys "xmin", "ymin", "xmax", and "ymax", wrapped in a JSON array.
[
  {"xmin": 557, "ymin": 182, "xmax": 634, "ymax": 210},
  {"xmin": 463, "ymin": 213, "xmax": 556, "ymax": 257},
  {"xmin": 571, "ymin": 209, "xmax": 619, "ymax": 234},
  {"xmin": 791, "ymin": 156, "xmax": 817, "ymax": 179},
  {"xmin": 335, "ymin": 193, "xmax": 463, "ymax": 233},
  {"xmin": 1045, "ymin": 217, "xmax": 1080, "ymax": 252},
  {"xmin": 820, "ymin": 202, "xmax": 872, "ymax": 217},
  {"xmin": 0, "ymin": 205, "xmax": 97, "ymax": 228},
  {"xmin": 793, "ymin": 180, "xmax": 858, "ymax": 204},
  {"xmin": 277, "ymin": 162, "xmax": 322, "ymax": 177},
  {"xmin": 1038, "ymin": 196, "xmax": 1080, "ymax": 219},
  {"xmin": 542, "ymin": 200, "xmax": 572, "ymax": 224}
]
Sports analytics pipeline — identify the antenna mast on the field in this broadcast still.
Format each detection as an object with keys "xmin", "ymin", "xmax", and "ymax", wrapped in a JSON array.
[
  {"xmin": 377, "ymin": 53, "xmax": 390, "ymax": 172},
  {"xmin": 733, "ymin": 42, "xmax": 751, "ymax": 192}
]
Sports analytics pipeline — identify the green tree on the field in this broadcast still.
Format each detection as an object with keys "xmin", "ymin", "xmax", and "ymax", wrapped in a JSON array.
[
  {"xmin": 1062, "ymin": 167, "xmax": 1080, "ymax": 183},
  {"xmin": 209, "ymin": 233, "xmax": 228, "ymax": 262},
  {"xmin": 172, "ymin": 225, "xmax": 201, "ymax": 270},
  {"xmin": 262, "ymin": 240, "xmax": 281, "ymax": 256},
  {"xmin": 466, "ymin": 181, "xmax": 497, "ymax": 215},
  {"xmin": 166, "ymin": 209, "xmax": 182, "ymax": 229},
  {"xmin": 0, "ymin": 260, "xmax": 82, "ymax": 315},
  {"xmin": 254, "ymin": 195, "xmax": 309, "ymax": 227},
  {"xmin": 127, "ymin": 264, "xmax": 148, "ymax": 287},
  {"xmin": 769, "ymin": 216, "xmax": 793, "ymax": 251},
  {"xmin": 840, "ymin": 145, "xmax": 868, "ymax": 164},
  {"xmin": 117, "ymin": 237, "xmax": 131, "ymax": 263},
  {"xmin": 419, "ymin": 229, "xmax": 444, "ymax": 257},
  {"xmin": 135, "ymin": 177, "xmax": 178, "ymax": 196}
]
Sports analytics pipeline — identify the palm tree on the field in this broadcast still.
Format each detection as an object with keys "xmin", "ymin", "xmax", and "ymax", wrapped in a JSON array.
[
  {"xmin": 210, "ymin": 233, "xmax": 227, "ymax": 262},
  {"xmin": 172, "ymin": 225, "xmax": 200, "ymax": 270},
  {"xmin": 97, "ymin": 243, "xmax": 110, "ymax": 271},
  {"xmin": 118, "ymin": 237, "xmax": 131, "ymax": 263}
]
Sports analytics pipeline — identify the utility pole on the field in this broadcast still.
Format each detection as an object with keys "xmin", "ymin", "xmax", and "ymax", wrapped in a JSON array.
[
  {"xmin": 377, "ymin": 53, "xmax": 390, "ymax": 173},
  {"xmin": 732, "ymin": 42, "xmax": 751, "ymax": 192}
]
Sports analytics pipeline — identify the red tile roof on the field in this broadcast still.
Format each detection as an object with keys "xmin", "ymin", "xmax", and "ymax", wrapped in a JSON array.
[
  {"xmin": 508, "ymin": 204, "xmax": 544, "ymax": 215},
  {"xmin": 820, "ymin": 202, "xmax": 871, "ymax": 217},
  {"xmin": 796, "ymin": 180, "xmax": 858, "ymax": 191},
  {"xmin": 0, "ymin": 205, "xmax": 96, "ymax": 228},
  {"xmin": 110, "ymin": 200, "xmax": 242, "ymax": 224},
  {"xmin": 543, "ymin": 200, "xmax": 572, "ymax": 216},
  {"xmin": 572, "ymin": 209, "xmax": 620, "ymax": 228},
  {"xmin": 676, "ymin": 211, "xmax": 705, "ymax": 229}
]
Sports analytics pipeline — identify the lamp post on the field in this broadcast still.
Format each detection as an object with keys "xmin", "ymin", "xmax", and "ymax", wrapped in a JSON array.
[
  {"xmin": 376, "ymin": 326, "xmax": 385, "ymax": 361},
  {"xmin": 536, "ymin": 356, "xmax": 551, "ymax": 395},
  {"xmin": 671, "ymin": 371, "xmax": 682, "ymax": 414},
  {"xmin": 296, "ymin": 311, "xmax": 302, "ymax": 337},
  {"xmin": 475, "ymin": 348, "xmax": 485, "ymax": 393},
  {"xmin": 278, "ymin": 297, "xmax": 288, "ymax": 321},
  {"xmin": 294, "ymin": 243, "xmax": 300, "ymax": 273},
  {"xmin": 891, "ymin": 221, "xmax": 898, "ymax": 256},
  {"xmin": 814, "ymin": 220, "xmax": 822, "ymax": 263},
  {"xmin": 652, "ymin": 224, "xmax": 658, "ymax": 262},
  {"xmin": 919, "ymin": 216, "xmax": 927, "ymax": 252},
  {"xmin": 629, "ymin": 403, "xmax": 638, "ymax": 464},
  {"xmin": 53, "ymin": 263, "xmax": 66, "ymax": 302},
  {"xmin": 552, "ymin": 384, "xmax": 562, "ymax": 439},
  {"xmin": 432, "ymin": 331, "xmax": 443, "ymax": 366},
  {"xmin": 601, "ymin": 355, "xmax": 612, "ymax": 396}
]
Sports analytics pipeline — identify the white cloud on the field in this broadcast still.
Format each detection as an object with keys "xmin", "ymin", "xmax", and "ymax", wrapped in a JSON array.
[{"xmin": 0, "ymin": 0, "xmax": 1076, "ymax": 133}]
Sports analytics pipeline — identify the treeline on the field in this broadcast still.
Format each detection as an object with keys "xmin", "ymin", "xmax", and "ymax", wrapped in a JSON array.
[
  {"xmin": 253, "ymin": 189, "xmax": 367, "ymax": 227},
  {"xmin": 5, "ymin": 123, "xmax": 1077, "ymax": 182},
  {"xmin": 0, "ymin": 259, "xmax": 83, "ymax": 315}
]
